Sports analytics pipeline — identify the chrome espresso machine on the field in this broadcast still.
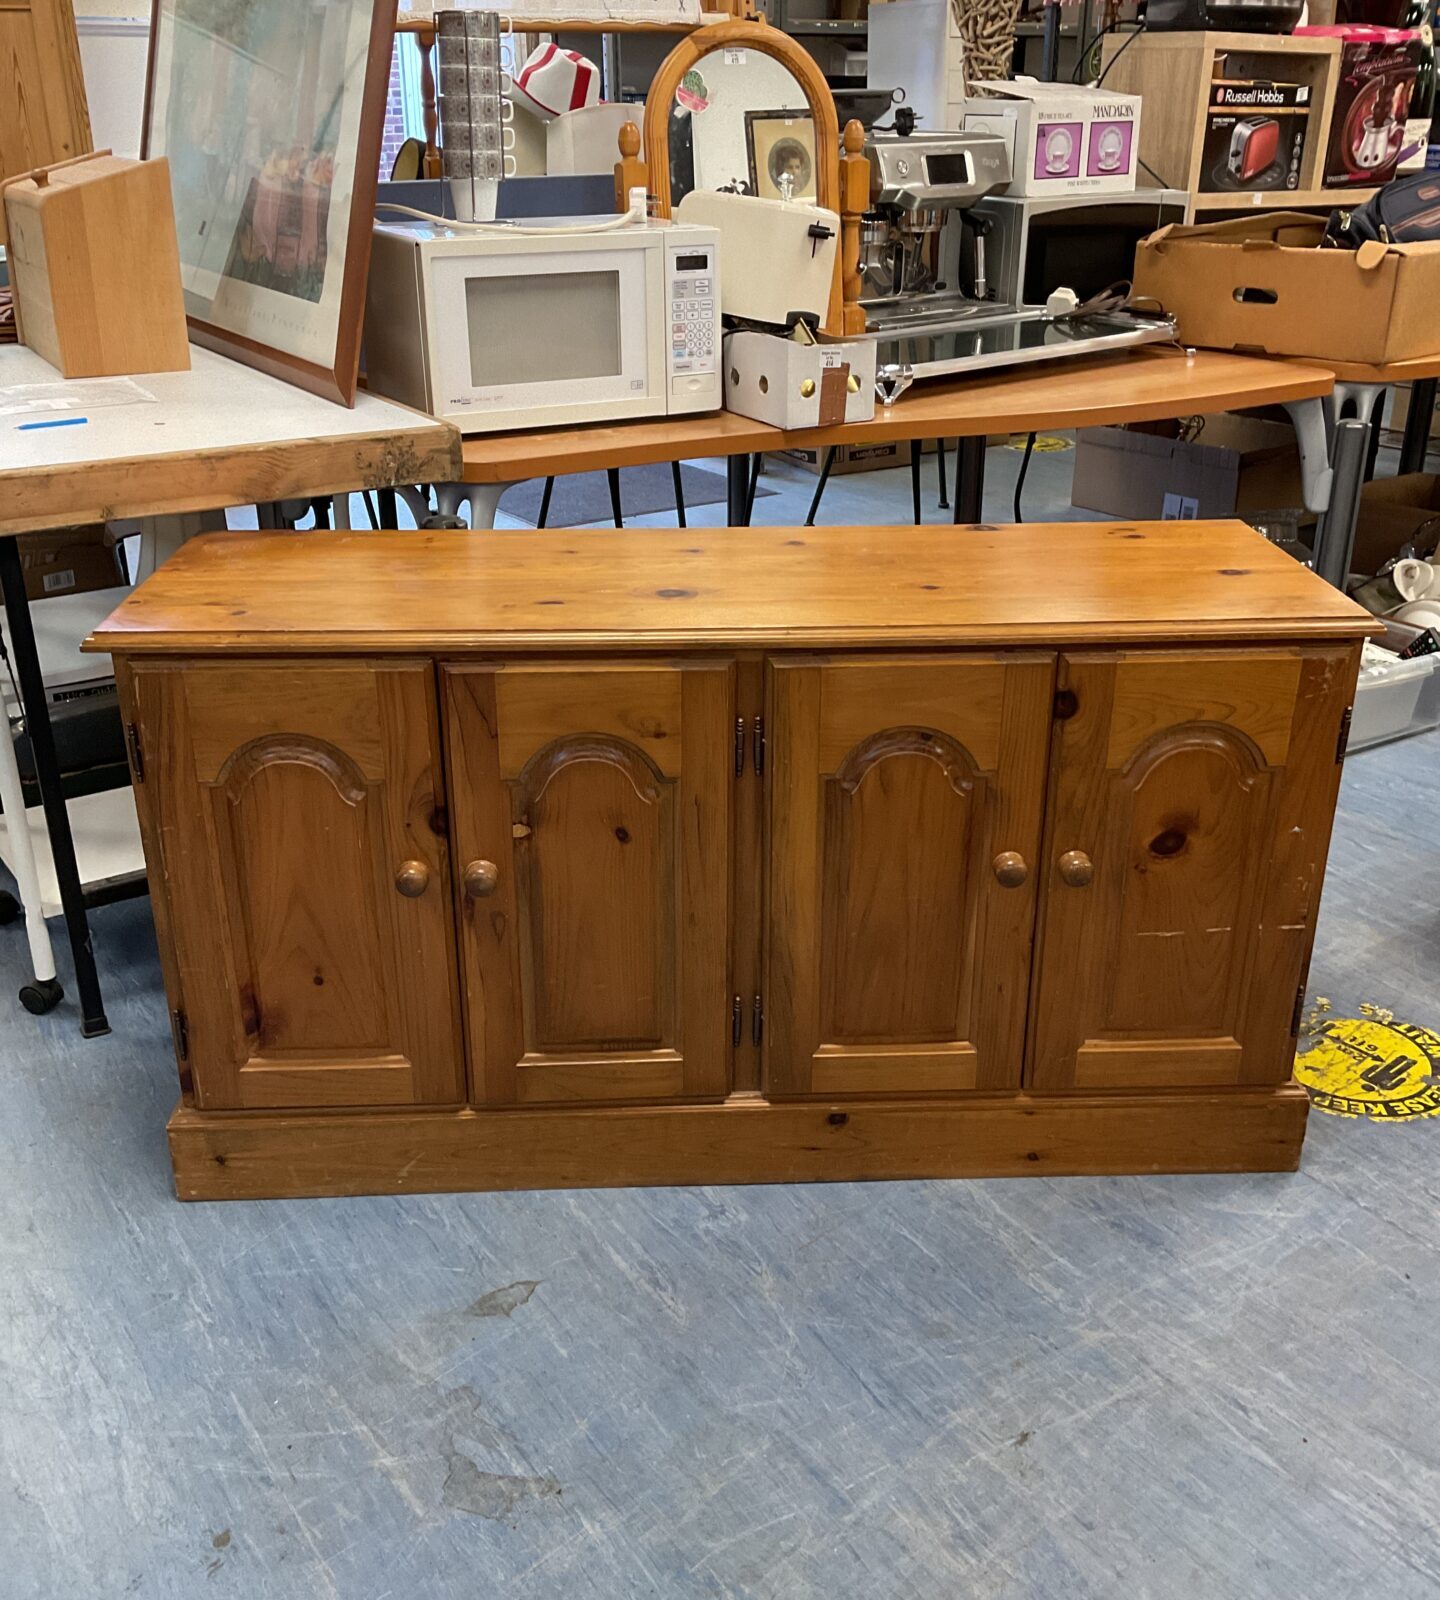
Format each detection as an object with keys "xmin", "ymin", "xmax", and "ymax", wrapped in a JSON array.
[{"xmin": 856, "ymin": 121, "xmax": 1174, "ymax": 400}]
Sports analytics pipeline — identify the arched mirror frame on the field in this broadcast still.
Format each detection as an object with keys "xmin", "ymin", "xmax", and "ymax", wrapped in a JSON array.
[{"xmin": 615, "ymin": 18, "xmax": 868, "ymax": 336}]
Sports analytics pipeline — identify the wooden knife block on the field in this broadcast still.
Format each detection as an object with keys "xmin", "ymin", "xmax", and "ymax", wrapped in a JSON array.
[{"xmin": 1, "ymin": 151, "xmax": 190, "ymax": 378}]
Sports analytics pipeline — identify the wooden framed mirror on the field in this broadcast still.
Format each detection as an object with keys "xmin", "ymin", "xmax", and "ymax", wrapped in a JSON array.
[{"xmin": 615, "ymin": 19, "xmax": 867, "ymax": 335}]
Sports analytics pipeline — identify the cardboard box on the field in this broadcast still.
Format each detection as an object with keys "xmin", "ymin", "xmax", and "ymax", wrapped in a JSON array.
[
  {"xmin": 780, "ymin": 440, "xmax": 912, "ymax": 475},
  {"xmin": 1353, "ymin": 472, "xmax": 1440, "ymax": 574},
  {"xmin": 961, "ymin": 80, "xmax": 1142, "ymax": 196},
  {"xmin": 724, "ymin": 330, "xmax": 876, "ymax": 429},
  {"xmin": 1199, "ymin": 80, "xmax": 1311, "ymax": 194},
  {"xmin": 1133, "ymin": 212, "xmax": 1440, "ymax": 364},
  {"xmin": 1390, "ymin": 381, "xmax": 1440, "ymax": 445},
  {"xmin": 1296, "ymin": 25, "xmax": 1422, "ymax": 189},
  {"xmin": 1071, "ymin": 415, "xmax": 1306, "ymax": 521},
  {"xmin": 18, "ymin": 527, "xmax": 122, "ymax": 601}
]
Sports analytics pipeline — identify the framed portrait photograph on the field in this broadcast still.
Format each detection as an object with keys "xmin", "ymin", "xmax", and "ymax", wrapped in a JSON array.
[
  {"xmin": 142, "ymin": 0, "xmax": 395, "ymax": 404},
  {"xmin": 745, "ymin": 109, "xmax": 817, "ymax": 204}
]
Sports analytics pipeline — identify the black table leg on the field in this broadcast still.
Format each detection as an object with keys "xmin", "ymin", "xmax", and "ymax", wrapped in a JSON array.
[
  {"xmin": 953, "ymin": 437, "xmax": 986, "ymax": 524},
  {"xmin": 377, "ymin": 488, "xmax": 399, "ymax": 529},
  {"xmin": 1364, "ymin": 407, "xmax": 1384, "ymax": 483},
  {"xmin": 671, "ymin": 461, "xmax": 687, "ymax": 528},
  {"xmin": 805, "ymin": 448, "xmax": 837, "ymax": 527},
  {"xmin": 937, "ymin": 439, "xmax": 950, "ymax": 510},
  {"xmin": 0, "ymin": 535, "xmax": 109, "ymax": 1036},
  {"xmin": 910, "ymin": 447, "xmax": 923, "ymax": 525},
  {"xmin": 1400, "ymin": 377, "xmax": 1436, "ymax": 476},
  {"xmin": 744, "ymin": 455, "xmax": 762, "ymax": 526},
  {"xmin": 726, "ymin": 454, "xmax": 750, "ymax": 524},
  {"xmin": 537, "ymin": 477, "xmax": 555, "ymax": 528},
  {"xmin": 607, "ymin": 468, "xmax": 623, "ymax": 528}
]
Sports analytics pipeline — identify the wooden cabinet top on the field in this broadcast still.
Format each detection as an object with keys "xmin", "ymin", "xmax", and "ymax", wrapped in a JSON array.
[{"xmin": 88, "ymin": 522, "xmax": 1373, "ymax": 656}]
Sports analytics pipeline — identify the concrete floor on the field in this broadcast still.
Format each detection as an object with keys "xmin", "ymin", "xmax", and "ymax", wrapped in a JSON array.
[{"xmin": 5, "ymin": 446, "xmax": 1439, "ymax": 1599}]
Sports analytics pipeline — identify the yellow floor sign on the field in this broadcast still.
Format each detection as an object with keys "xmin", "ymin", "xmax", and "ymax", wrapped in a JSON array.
[{"xmin": 1295, "ymin": 1002, "xmax": 1440, "ymax": 1121}]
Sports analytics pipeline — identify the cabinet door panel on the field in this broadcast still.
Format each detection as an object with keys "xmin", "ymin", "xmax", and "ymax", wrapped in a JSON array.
[
  {"xmin": 1030, "ymin": 648, "xmax": 1355, "ymax": 1090},
  {"xmin": 767, "ymin": 654, "xmax": 1053, "ymax": 1097},
  {"xmin": 128, "ymin": 662, "xmax": 463, "ymax": 1110},
  {"xmin": 445, "ymin": 663, "xmax": 732, "ymax": 1106}
]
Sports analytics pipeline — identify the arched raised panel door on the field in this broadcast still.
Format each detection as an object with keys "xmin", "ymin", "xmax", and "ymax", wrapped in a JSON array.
[
  {"xmin": 766, "ymin": 655, "xmax": 1054, "ymax": 1097},
  {"xmin": 1029, "ymin": 648, "xmax": 1357, "ymax": 1090},
  {"xmin": 124, "ymin": 662, "xmax": 464, "ymax": 1110},
  {"xmin": 443, "ymin": 662, "xmax": 733, "ymax": 1106}
]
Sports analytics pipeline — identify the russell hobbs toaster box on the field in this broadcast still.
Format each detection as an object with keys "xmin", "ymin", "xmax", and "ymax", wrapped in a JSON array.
[
  {"xmin": 723, "ymin": 330, "xmax": 876, "ymax": 429},
  {"xmin": 1200, "ymin": 80, "xmax": 1311, "ymax": 193},
  {"xmin": 961, "ymin": 79, "xmax": 1142, "ymax": 195},
  {"xmin": 1134, "ymin": 212, "xmax": 1440, "ymax": 364}
]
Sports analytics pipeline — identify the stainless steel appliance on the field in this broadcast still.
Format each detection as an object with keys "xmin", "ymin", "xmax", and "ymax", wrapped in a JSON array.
[
  {"xmin": 954, "ymin": 188, "xmax": 1190, "ymax": 311},
  {"xmin": 855, "ymin": 125, "xmax": 1176, "ymax": 399}
]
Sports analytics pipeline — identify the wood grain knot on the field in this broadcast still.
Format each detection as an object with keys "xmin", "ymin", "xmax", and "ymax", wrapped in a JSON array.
[
  {"xmin": 1149, "ymin": 828, "xmax": 1188, "ymax": 858},
  {"xmin": 827, "ymin": 1112, "xmax": 849, "ymax": 1127},
  {"xmin": 655, "ymin": 588, "xmax": 695, "ymax": 600},
  {"xmin": 615, "ymin": 826, "xmax": 631, "ymax": 844}
]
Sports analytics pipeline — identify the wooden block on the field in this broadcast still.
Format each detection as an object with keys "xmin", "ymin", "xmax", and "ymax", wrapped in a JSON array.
[{"xmin": 3, "ymin": 152, "xmax": 190, "ymax": 377}]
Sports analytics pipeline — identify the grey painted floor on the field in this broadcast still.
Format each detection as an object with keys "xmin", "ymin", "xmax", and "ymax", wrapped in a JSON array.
[{"xmin": 6, "ymin": 447, "xmax": 1439, "ymax": 1599}]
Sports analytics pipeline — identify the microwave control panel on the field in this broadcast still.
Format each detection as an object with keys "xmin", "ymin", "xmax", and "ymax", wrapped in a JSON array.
[{"xmin": 666, "ymin": 241, "xmax": 721, "ymax": 412}]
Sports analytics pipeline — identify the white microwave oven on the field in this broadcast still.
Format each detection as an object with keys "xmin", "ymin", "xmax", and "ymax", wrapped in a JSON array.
[{"xmin": 363, "ymin": 217, "xmax": 722, "ymax": 434}]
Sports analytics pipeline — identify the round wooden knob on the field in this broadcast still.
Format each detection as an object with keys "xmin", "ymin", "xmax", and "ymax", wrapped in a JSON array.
[
  {"xmin": 992, "ymin": 851, "xmax": 1028, "ymax": 889},
  {"xmin": 1057, "ymin": 849, "xmax": 1094, "ymax": 888},
  {"xmin": 394, "ymin": 860, "xmax": 430, "ymax": 898},
  {"xmin": 463, "ymin": 859, "xmax": 500, "ymax": 899}
]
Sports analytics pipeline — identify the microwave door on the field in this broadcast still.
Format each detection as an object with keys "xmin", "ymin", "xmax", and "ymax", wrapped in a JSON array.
[{"xmin": 427, "ymin": 244, "xmax": 658, "ymax": 431}]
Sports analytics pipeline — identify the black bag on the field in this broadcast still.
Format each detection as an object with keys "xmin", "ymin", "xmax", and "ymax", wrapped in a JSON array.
[{"xmin": 1323, "ymin": 171, "xmax": 1440, "ymax": 248}]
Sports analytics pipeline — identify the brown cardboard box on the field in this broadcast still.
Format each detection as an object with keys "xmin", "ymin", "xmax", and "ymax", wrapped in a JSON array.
[
  {"xmin": 1133, "ymin": 213, "xmax": 1440, "ymax": 364},
  {"xmin": 1390, "ymin": 382, "xmax": 1440, "ymax": 445},
  {"xmin": 1072, "ymin": 415, "xmax": 1307, "ymax": 521},
  {"xmin": 780, "ymin": 440, "xmax": 913, "ymax": 475},
  {"xmin": 1353, "ymin": 473, "xmax": 1440, "ymax": 575},
  {"xmin": 18, "ymin": 527, "xmax": 122, "ymax": 601}
]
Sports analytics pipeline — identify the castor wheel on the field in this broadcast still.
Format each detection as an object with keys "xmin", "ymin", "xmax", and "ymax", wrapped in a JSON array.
[
  {"xmin": 0, "ymin": 890, "xmax": 19, "ymax": 925},
  {"xmin": 19, "ymin": 978, "xmax": 63, "ymax": 1015}
]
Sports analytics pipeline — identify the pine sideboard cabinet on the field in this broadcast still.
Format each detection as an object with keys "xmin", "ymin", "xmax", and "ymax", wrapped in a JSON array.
[{"xmin": 88, "ymin": 522, "xmax": 1372, "ymax": 1200}]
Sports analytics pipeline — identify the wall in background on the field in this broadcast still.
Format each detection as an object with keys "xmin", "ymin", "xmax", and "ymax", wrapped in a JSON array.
[{"xmin": 74, "ymin": 12, "xmax": 148, "ymax": 157}]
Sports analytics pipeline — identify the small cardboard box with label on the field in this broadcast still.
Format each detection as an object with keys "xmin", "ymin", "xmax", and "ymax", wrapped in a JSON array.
[
  {"xmin": 960, "ymin": 79, "xmax": 1141, "ymax": 196},
  {"xmin": 724, "ymin": 329, "xmax": 876, "ymax": 429},
  {"xmin": 1134, "ymin": 212, "xmax": 1440, "ymax": 364}
]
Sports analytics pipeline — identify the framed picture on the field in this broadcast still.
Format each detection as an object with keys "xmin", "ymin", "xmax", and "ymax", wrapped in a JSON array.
[
  {"xmin": 745, "ymin": 109, "xmax": 817, "ymax": 203},
  {"xmin": 141, "ymin": 0, "xmax": 395, "ymax": 405}
]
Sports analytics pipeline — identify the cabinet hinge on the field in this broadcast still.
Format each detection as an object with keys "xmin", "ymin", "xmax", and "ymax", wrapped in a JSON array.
[
  {"xmin": 753, "ymin": 715, "xmax": 766, "ymax": 776},
  {"xmin": 751, "ymin": 994, "xmax": 764, "ymax": 1048},
  {"xmin": 171, "ymin": 1007, "xmax": 189, "ymax": 1063},
  {"xmin": 1336, "ymin": 705, "xmax": 1353, "ymax": 762},
  {"xmin": 124, "ymin": 721, "xmax": 144, "ymax": 783},
  {"xmin": 731, "ymin": 995, "xmax": 742, "ymax": 1048},
  {"xmin": 1289, "ymin": 983, "xmax": 1307, "ymax": 1038},
  {"xmin": 734, "ymin": 717, "xmax": 745, "ymax": 776}
]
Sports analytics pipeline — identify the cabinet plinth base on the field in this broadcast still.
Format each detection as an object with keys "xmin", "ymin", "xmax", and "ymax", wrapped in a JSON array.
[{"xmin": 168, "ymin": 1084, "xmax": 1310, "ymax": 1201}]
